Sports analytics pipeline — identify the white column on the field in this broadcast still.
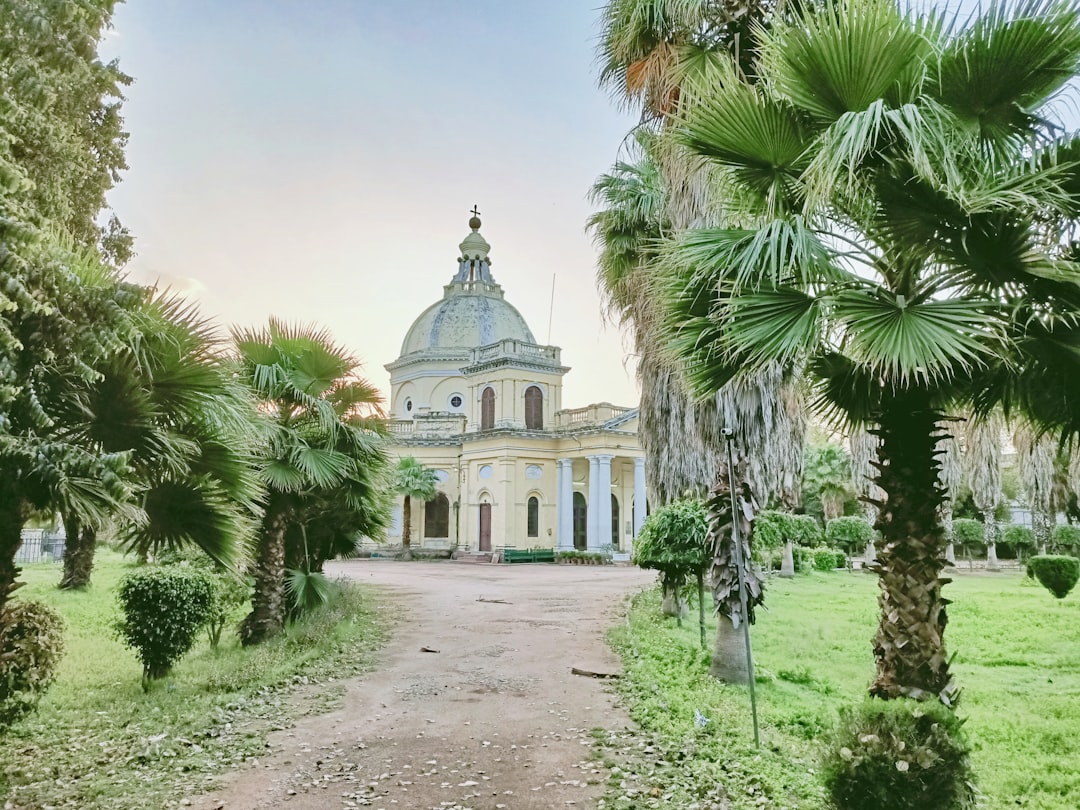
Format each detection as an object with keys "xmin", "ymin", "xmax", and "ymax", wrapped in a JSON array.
[
  {"xmin": 557, "ymin": 459, "xmax": 574, "ymax": 549},
  {"xmin": 587, "ymin": 455, "xmax": 599, "ymax": 550},
  {"xmin": 595, "ymin": 455, "xmax": 613, "ymax": 552},
  {"xmin": 633, "ymin": 457, "xmax": 647, "ymax": 546}
]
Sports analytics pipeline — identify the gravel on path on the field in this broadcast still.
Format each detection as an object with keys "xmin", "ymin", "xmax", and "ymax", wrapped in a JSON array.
[{"xmin": 190, "ymin": 560, "xmax": 655, "ymax": 810}]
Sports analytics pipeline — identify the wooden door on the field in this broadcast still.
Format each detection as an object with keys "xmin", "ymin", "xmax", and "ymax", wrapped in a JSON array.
[
  {"xmin": 479, "ymin": 503, "xmax": 492, "ymax": 552},
  {"xmin": 573, "ymin": 492, "xmax": 587, "ymax": 550}
]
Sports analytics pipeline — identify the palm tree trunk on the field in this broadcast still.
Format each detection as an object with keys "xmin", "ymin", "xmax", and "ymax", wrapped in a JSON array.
[
  {"xmin": 869, "ymin": 392, "xmax": 954, "ymax": 703},
  {"xmin": 0, "ymin": 486, "xmax": 31, "ymax": 615},
  {"xmin": 983, "ymin": 510, "xmax": 1000, "ymax": 571},
  {"xmin": 59, "ymin": 514, "xmax": 97, "ymax": 590},
  {"xmin": 709, "ymin": 614, "xmax": 749, "ymax": 683},
  {"xmin": 779, "ymin": 541, "xmax": 795, "ymax": 577},
  {"xmin": 696, "ymin": 570, "xmax": 706, "ymax": 650},
  {"xmin": 401, "ymin": 496, "xmax": 412, "ymax": 561},
  {"xmin": 240, "ymin": 499, "xmax": 290, "ymax": 646}
]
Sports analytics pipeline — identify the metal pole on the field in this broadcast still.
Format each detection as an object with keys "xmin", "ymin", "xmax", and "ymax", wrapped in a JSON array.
[{"xmin": 725, "ymin": 431, "xmax": 760, "ymax": 748}]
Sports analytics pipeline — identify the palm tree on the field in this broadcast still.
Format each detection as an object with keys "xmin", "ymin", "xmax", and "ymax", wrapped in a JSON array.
[
  {"xmin": 660, "ymin": 0, "xmax": 1080, "ymax": 702},
  {"xmin": 234, "ymin": 319, "xmax": 389, "ymax": 645},
  {"xmin": 803, "ymin": 444, "xmax": 851, "ymax": 521},
  {"xmin": 594, "ymin": 0, "xmax": 806, "ymax": 681},
  {"xmin": 966, "ymin": 414, "xmax": 1004, "ymax": 570},
  {"xmin": 58, "ymin": 293, "xmax": 259, "ymax": 589},
  {"xmin": 1013, "ymin": 420, "xmax": 1063, "ymax": 553},
  {"xmin": 394, "ymin": 457, "xmax": 437, "ymax": 561},
  {"xmin": 937, "ymin": 431, "xmax": 963, "ymax": 565}
]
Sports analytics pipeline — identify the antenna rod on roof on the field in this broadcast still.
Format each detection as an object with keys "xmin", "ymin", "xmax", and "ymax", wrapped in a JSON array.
[{"xmin": 547, "ymin": 274, "xmax": 556, "ymax": 344}]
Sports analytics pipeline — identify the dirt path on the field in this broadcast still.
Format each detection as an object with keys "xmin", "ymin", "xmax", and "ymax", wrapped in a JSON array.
[{"xmin": 192, "ymin": 560, "xmax": 655, "ymax": 810}]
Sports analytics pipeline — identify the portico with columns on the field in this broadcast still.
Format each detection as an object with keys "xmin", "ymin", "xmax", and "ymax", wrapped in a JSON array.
[{"xmin": 381, "ymin": 212, "xmax": 648, "ymax": 557}]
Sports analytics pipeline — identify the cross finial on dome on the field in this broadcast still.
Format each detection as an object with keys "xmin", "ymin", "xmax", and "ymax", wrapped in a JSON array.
[{"xmin": 468, "ymin": 204, "xmax": 481, "ymax": 230}]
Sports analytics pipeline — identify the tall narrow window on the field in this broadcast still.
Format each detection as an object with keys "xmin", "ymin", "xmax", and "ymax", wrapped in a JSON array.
[
  {"xmin": 481, "ymin": 387, "xmax": 495, "ymax": 430},
  {"xmin": 424, "ymin": 493, "xmax": 450, "ymax": 538},
  {"xmin": 524, "ymin": 385, "xmax": 543, "ymax": 429},
  {"xmin": 527, "ymin": 496, "xmax": 539, "ymax": 537},
  {"xmin": 611, "ymin": 494, "xmax": 620, "ymax": 547}
]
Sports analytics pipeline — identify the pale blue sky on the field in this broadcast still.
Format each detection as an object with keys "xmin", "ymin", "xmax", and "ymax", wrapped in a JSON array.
[{"xmin": 103, "ymin": 1, "xmax": 640, "ymax": 407}]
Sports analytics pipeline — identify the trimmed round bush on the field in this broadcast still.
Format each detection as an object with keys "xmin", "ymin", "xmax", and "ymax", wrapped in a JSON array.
[
  {"xmin": 813, "ymin": 547, "xmax": 844, "ymax": 571},
  {"xmin": 1051, "ymin": 524, "xmax": 1080, "ymax": 553},
  {"xmin": 116, "ymin": 567, "xmax": 214, "ymax": 684},
  {"xmin": 753, "ymin": 510, "xmax": 789, "ymax": 551},
  {"xmin": 822, "ymin": 699, "xmax": 976, "ymax": 810},
  {"xmin": 0, "ymin": 601, "xmax": 66, "ymax": 728},
  {"xmin": 827, "ymin": 516, "xmax": 875, "ymax": 554},
  {"xmin": 1027, "ymin": 555, "xmax": 1080, "ymax": 599}
]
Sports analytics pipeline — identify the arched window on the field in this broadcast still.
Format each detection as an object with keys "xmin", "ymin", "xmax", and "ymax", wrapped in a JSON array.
[
  {"xmin": 524, "ymin": 385, "xmax": 543, "ymax": 430},
  {"xmin": 481, "ymin": 387, "xmax": 495, "ymax": 430},
  {"xmin": 611, "ymin": 493, "xmax": 620, "ymax": 547},
  {"xmin": 527, "ymin": 496, "xmax": 539, "ymax": 537},
  {"xmin": 424, "ymin": 492, "xmax": 449, "ymax": 538}
]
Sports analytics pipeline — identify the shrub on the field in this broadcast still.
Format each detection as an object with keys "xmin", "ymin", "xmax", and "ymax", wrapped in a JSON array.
[
  {"xmin": 793, "ymin": 545, "xmax": 813, "ymax": 573},
  {"xmin": 997, "ymin": 524, "xmax": 1035, "ymax": 559},
  {"xmin": 826, "ymin": 516, "xmax": 875, "ymax": 554},
  {"xmin": 157, "ymin": 550, "xmax": 251, "ymax": 648},
  {"xmin": 951, "ymin": 518, "xmax": 984, "ymax": 551},
  {"xmin": 0, "ymin": 601, "xmax": 65, "ymax": 728},
  {"xmin": 822, "ymin": 699, "xmax": 976, "ymax": 810},
  {"xmin": 1051, "ymin": 524, "xmax": 1080, "ymax": 553},
  {"xmin": 116, "ymin": 567, "xmax": 214, "ymax": 685},
  {"xmin": 1027, "ymin": 555, "xmax": 1080, "ymax": 599},
  {"xmin": 813, "ymin": 548, "xmax": 844, "ymax": 571}
]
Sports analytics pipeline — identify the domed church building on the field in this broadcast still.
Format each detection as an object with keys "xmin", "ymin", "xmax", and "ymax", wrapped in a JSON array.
[{"xmin": 383, "ymin": 213, "xmax": 647, "ymax": 557}]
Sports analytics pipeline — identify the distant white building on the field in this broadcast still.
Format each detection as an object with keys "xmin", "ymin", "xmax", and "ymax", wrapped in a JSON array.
[{"xmin": 383, "ymin": 214, "xmax": 647, "ymax": 554}]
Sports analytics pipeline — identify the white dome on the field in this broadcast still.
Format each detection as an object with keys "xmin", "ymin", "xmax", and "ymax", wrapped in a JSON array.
[{"xmin": 400, "ymin": 290, "xmax": 535, "ymax": 355}]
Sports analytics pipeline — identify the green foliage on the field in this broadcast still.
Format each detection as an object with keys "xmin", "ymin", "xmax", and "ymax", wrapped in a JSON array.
[
  {"xmin": 826, "ymin": 516, "xmax": 875, "ymax": 553},
  {"xmin": 155, "ymin": 549, "xmax": 250, "ymax": 648},
  {"xmin": 633, "ymin": 498, "xmax": 710, "ymax": 579},
  {"xmin": 802, "ymin": 444, "xmax": 853, "ymax": 521},
  {"xmin": 951, "ymin": 518, "xmax": 985, "ymax": 549},
  {"xmin": 793, "ymin": 544, "xmax": 813, "ymax": 572},
  {"xmin": 0, "ymin": 600, "xmax": 65, "ymax": 728},
  {"xmin": 790, "ymin": 514, "xmax": 825, "ymax": 547},
  {"xmin": 754, "ymin": 510, "xmax": 789, "ymax": 550},
  {"xmin": 115, "ymin": 567, "xmax": 214, "ymax": 684},
  {"xmin": 1051, "ymin": 523, "xmax": 1080, "ymax": 552},
  {"xmin": 285, "ymin": 568, "xmax": 338, "ymax": 616},
  {"xmin": 394, "ymin": 456, "xmax": 438, "ymax": 501},
  {"xmin": 822, "ymin": 699, "xmax": 976, "ymax": 810},
  {"xmin": 999, "ymin": 524, "xmax": 1036, "ymax": 557},
  {"xmin": 1027, "ymin": 555, "xmax": 1080, "ymax": 599},
  {"xmin": 813, "ymin": 548, "xmax": 846, "ymax": 571}
]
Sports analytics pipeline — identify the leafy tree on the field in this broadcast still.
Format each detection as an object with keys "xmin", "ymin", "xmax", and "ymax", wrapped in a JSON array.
[
  {"xmin": 633, "ymin": 499, "xmax": 710, "ymax": 645},
  {"xmin": 394, "ymin": 457, "xmax": 437, "ymax": 561},
  {"xmin": 0, "ymin": 0, "xmax": 134, "ymax": 611},
  {"xmin": 660, "ymin": 0, "xmax": 1080, "ymax": 702},
  {"xmin": 234, "ymin": 319, "xmax": 389, "ymax": 644},
  {"xmin": 827, "ymin": 517, "xmax": 875, "ymax": 556}
]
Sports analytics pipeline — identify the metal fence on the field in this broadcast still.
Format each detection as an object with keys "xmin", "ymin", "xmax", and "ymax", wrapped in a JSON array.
[{"xmin": 16, "ymin": 530, "xmax": 66, "ymax": 564}]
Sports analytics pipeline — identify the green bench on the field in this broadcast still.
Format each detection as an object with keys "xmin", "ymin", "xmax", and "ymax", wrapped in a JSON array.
[{"xmin": 502, "ymin": 547, "xmax": 556, "ymax": 564}]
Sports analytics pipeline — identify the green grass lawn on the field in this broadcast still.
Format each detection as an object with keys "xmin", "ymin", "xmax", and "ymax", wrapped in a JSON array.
[
  {"xmin": 607, "ymin": 570, "xmax": 1080, "ymax": 810},
  {"xmin": 0, "ymin": 550, "xmax": 388, "ymax": 809}
]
